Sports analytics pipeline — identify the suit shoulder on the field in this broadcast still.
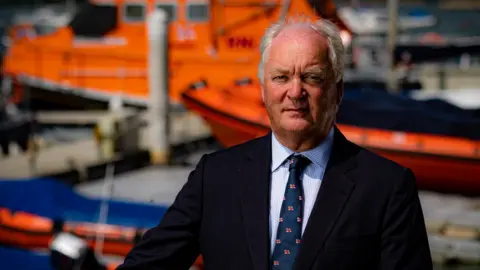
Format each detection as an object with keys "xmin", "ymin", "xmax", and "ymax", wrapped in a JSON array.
[
  {"xmin": 354, "ymin": 145, "xmax": 411, "ymax": 186},
  {"xmin": 202, "ymin": 135, "xmax": 268, "ymax": 164},
  {"xmin": 359, "ymin": 147, "xmax": 406, "ymax": 171}
]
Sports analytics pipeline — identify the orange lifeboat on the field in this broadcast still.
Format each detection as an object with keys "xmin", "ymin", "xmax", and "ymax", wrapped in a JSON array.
[
  {"xmin": 181, "ymin": 81, "xmax": 480, "ymax": 194},
  {"xmin": 0, "ymin": 207, "xmax": 204, "ymax": 269},
  {"xmin": 2, "ymin": 0, "xmax": 351, "ymax": 109}
]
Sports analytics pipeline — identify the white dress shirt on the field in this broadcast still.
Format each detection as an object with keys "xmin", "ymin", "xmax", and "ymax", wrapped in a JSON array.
[{"xmin": 269, "ymin": 128, "xmax": 334, "ymax": 255}]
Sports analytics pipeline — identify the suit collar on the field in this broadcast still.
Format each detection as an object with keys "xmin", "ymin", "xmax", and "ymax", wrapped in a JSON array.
[
  {"xmin": 240, "ymin": 134, "xmax": 272, "ymax": 270},
  {"xmin": 270, "ymin": 127, "xmax": 335, "ymax": 172},
  {"xmin": 325, "ymin": 125, "xmax": 360, "ymax": 173}
]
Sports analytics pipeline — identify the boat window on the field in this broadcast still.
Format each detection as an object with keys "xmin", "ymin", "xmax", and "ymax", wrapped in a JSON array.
[
  {"xmin": 123, "ymin": 3, "xmax": 146, "ymax": 22},
  {"xmin": 186, "ymin": 2, "xmax": 209, "ymax": 22},
  {"xmin": 156, "ymin": 3, "xmax": 176, "ymax": 22},
  {"xmin": 69, "ymin": 2, "xmax": 117, "ymax": 37}
]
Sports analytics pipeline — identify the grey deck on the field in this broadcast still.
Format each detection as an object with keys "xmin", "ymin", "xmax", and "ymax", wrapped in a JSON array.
[{"xmin": 0, "ymin": 111, "xmax": 211, "ymax": 178}]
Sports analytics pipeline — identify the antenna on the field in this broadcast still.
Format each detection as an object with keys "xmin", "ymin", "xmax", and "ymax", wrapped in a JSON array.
[
  {"xmin": 386, "ymin": 0, "xmax": 399, "ymax": 94},
  {"xmin": 94, "ymin": 162, "xmax": 115, "ymax": 257},
  {"xmin": 278, "ymin": 0, "xmax": 292, "ymax": 22}
]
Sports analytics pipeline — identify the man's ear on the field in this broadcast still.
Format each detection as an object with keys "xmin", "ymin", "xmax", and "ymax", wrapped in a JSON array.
[{"xmin": 335, "ymin": 78, "xmax": 344, "ymax": 106}]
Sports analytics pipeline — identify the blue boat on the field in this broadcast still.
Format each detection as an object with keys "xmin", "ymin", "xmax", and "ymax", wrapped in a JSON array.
[
  {"xmin": 0, "ymin": 246, "xmax": 53, "ymax": 270},
  {"xmin": 0, "ymin": 177, "xmax": 168, "ymax": 228},
  {"xmin": 0, "ymin": 177, "xmax": 169, "ymax": 259}
]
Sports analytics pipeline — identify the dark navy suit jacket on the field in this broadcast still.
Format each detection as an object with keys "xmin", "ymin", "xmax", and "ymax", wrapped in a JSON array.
[{"xmin": 117, "ymin": 126, "xmax": 433, "ymax": 270}]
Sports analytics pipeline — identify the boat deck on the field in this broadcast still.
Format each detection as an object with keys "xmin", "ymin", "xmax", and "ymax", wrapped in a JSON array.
[{"xmin": 0, "ymin": 110, "xmax": 211, "ymax": 180}]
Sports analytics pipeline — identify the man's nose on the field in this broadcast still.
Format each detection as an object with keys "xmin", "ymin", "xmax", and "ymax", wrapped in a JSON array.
[{"xmin": 287, "ymin": 78, "xmax": 303, "ymax": 99}]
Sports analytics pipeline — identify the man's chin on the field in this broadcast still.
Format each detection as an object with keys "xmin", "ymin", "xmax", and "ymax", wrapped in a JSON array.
[{"xmin": 280, "ymin": 119, "xmax": 311, "ymax": 133}]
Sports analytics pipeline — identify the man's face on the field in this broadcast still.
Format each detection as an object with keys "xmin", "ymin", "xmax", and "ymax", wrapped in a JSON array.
[{"xmin": 262, "ymin": 25, "xmax": 340, "ymax": 138}]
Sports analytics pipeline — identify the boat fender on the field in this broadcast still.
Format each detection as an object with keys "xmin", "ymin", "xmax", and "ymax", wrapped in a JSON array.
[
  {"xmin": 234, "ymin": 78, "xmax": 252, "ymax": 86},
  {"xmin": 51, "ymin": 219, "xmax": 65, "ymax": 234},
  {"xmin": 188, "ymin": 80, "xmax": 207, "ymax": 90},
  {"xmin": 50, "ymin": 232, "xmax": 106, "ymax": 270}
]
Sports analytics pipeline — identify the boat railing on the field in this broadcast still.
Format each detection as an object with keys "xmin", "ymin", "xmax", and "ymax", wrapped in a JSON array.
[
  {"xmin": 338, "ymin": 124, "xmax": 480, "ymax": 159},
  {"xmin": 1, "ymin": 39, "xmax": 150, "ymax": 104},
  {"xmin": 18, "ymin": 39, "xmax": 146, "ymax": 79},
  {"xmin": 25, "ymin": 39, "xmax": 146, "ymax": 60}
]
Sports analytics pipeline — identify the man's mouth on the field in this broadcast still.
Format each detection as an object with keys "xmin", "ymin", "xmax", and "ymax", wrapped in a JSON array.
[{"xmin": 283, "ymin": 108, "xmax": 308, "ymax": 112}]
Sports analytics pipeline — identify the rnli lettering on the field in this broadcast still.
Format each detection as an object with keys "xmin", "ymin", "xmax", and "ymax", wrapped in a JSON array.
[{"xmin": 227, "ymin": 37, "xmax": 254, "ymax": 49}]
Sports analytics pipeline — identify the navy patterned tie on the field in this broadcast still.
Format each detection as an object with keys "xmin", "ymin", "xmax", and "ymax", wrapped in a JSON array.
[{"xmin": 271, "ymin": 155, "xmax": 311, "ymax": 269}]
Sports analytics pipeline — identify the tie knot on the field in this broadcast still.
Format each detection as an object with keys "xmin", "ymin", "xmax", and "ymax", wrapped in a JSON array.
[{"xmin": 288, "ymin": 155, "xmax": 310, "ymax": 172}]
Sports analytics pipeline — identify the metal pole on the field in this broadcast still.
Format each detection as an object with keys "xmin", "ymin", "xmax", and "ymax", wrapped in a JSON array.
[
  {"xmin": 94, "ymin": 162, "xmax": 115, "ymax": 257},
  {"xmin": 147, "ymin": 10, "xmax": 170, "ymax": 165},
  {"xmin": 438, "ymin": 64, "xmax": 446, "ymax": 91},
  {"xmin": 386, "ymin": 0, "xmax": 398, "ymax": 93}
]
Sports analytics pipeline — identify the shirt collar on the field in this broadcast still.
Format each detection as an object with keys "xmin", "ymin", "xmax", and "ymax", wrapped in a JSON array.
[{"xmin": 271, "ymin": 127, "xmax": 335, "ymax": 172}]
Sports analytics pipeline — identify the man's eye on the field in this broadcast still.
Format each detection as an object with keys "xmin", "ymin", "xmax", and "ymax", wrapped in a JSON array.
[
  {"xmin": 273, "ymin": 75, "xmax": 288, "ymax": 81},
  {"xmin": 303, "ymin": 74, "xmax": 324, "ymax": 83}
]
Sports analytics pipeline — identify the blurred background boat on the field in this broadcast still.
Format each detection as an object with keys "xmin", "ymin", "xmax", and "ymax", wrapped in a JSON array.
[{"xmin": 1, "ymin": 0, "xmax": 350, "ymax": 110}]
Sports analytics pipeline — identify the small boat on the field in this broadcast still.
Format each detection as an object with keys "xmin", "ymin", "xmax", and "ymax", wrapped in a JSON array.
[
  {"xmin": 0, "ymin": 206, "xmax": 146, "ymax": 257},
  {"xmin": 338, "ymin": 6, "xmax": 437, "ymax": 35},
  {"xmin": 0, "ymin": 177, "xmax": 204, "ymax": 268},
  {"xmin": 181, "ymin": 79, "xmax": 480, "ymax": 194}
]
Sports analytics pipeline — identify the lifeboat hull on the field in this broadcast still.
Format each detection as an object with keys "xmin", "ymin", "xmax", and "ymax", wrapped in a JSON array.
[
  {"xmin": 0, "ymin": 207, "xmax": 204, "ymax": 269},
  {"xmin": 182, "ymin": 88, "xmax": 480, "ymax": 195}
]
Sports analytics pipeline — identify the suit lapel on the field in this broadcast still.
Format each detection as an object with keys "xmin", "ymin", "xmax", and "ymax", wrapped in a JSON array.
[
  {"xmin": 294, "ymin": 126, "xmax": 358, "ymax": 270},
  {"xmin": 240, "ymin": 133, "xmax": 272, "ymax": 270}
]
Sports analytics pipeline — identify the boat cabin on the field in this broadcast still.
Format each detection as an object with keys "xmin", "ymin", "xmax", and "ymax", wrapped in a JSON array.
[{"xmin": 69, "ymin": 0, "xmax": 350, "ymax": 53}]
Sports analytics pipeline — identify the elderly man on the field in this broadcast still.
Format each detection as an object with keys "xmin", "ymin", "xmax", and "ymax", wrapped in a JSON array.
[{"xmin": 116, "ymin": 19, "xmax": 433, "ymax": 270}]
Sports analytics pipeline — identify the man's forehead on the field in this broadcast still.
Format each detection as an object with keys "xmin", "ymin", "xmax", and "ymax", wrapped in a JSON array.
[
  {"xmin": 267, "ymin": 42, "xmax": 328, "ymax": 70},
  {"xmin": 272, "ymin": 24, "xmax": 326, "ymax": 45},
  {"xmin": 268, "ymin": 25, "xmax": 328, "ymax": 59}
]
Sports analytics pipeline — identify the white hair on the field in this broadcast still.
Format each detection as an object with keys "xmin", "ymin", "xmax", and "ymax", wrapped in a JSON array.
[{"xmin": 257, "ymin": 18, "xmax": 345, "ymax": 85}]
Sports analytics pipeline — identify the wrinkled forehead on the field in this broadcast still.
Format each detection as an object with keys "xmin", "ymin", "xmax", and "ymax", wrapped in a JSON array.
[{"xmin": 267, "ymin": 25, "xmax": 330, "ymax": 67}]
